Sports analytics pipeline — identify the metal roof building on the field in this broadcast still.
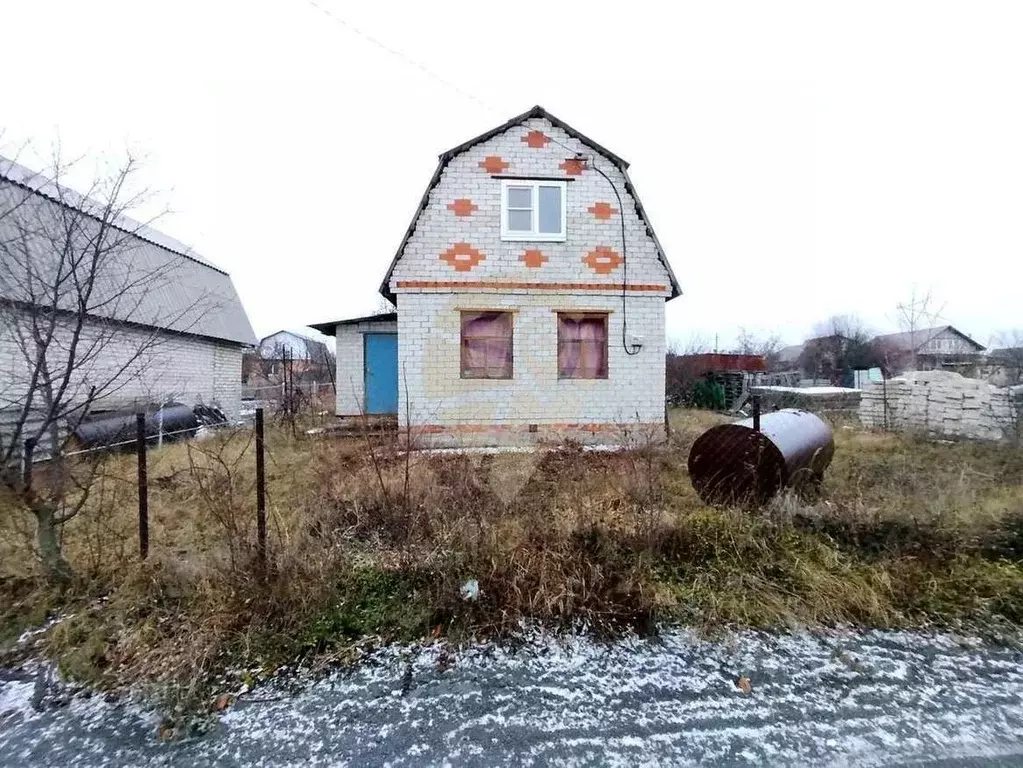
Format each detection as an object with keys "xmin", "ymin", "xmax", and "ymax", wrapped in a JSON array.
[{"xmin": 1, "ymin": 154, "xmax": 256, "ymax": 437}]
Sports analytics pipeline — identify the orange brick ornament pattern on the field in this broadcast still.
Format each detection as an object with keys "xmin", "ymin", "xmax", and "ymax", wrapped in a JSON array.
[
  {"xmin": 519, "ymin": 249, "xmax": 547, "ymax": 268},
  {"xmin": 587, "ymin": 202, "xmax": 618, "ymax": 220},
  {"xmin": 447, "ymin": 199, "xmax": 478, "ymax": 216},
  {"xmin": 440, "ymin": 243, "xmax": 486, "ymax": 272},
  {"xmin": 559, "ymin": 158, "xmax": 586, "ymax": 176},
  {"xmin": 479, "ymin": 156, "xmax": 510, "ymax": 174},
  {"xmin": 521, "ymin": 130, "xmax": 550, "ymax": 148},
  {"xmin": 582, "ymin": 246, "xmax": 623, "ymax": 275}
]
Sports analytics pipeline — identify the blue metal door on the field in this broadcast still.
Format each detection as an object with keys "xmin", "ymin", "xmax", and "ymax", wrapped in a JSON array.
[{"xmin": 364, "ymin": 333, "xmax": 399, "ymax": 414}]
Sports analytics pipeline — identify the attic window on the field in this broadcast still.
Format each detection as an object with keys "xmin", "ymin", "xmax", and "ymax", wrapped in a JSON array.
[{"xmin": 501, "ymin": 180, "xmax": 566, "ymax": 242}]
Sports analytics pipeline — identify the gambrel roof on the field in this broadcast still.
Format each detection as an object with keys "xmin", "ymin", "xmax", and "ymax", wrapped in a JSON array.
[{"xmin": 379, "ymin": 105, "xmax": 680, "ymax": 302}]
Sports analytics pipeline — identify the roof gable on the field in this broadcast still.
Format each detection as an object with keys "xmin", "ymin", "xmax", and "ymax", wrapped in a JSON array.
[
  {"xmin": 379, "ymin": 106, "xmax": 679, "ymax": 301},
  {"xmin": 872, "ymin": 325, "xmax": 985, "ymax": 352}
]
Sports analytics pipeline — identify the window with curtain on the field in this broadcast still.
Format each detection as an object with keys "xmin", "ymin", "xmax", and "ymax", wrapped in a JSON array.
[
  {"xmin": 460, "ymin": 311, "xmax": 514, "ymax": 379},
  {"xmin": 558, "ymin": 313, "xmax": 609, "ymax": 379}
]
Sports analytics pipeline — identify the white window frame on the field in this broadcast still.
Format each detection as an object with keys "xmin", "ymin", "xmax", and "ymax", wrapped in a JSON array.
[{"xmin": 500, "ymin": 179, "xmax": 567, "ymax": 242}]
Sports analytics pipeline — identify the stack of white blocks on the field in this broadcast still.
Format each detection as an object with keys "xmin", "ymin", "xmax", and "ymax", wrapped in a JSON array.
[{"xmin": 859, "ymin": 369, "xmax": 1022, "ymax": 442}]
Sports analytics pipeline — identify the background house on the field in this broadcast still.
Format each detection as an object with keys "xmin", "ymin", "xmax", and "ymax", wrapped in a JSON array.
[
  {"xmin": 247, "ymin": 329, "xmax": 333, "ymax": 378},
  {"xmin": 872, "ymin": 325, "xmax": 985, "ymax": 375},
  {"xmin": 0, "ymin": 155, "xmax": 255, "ymax": 451},
  {"xmin": 768, "ymin": 333, "xmax": 880, "ymax": 386},
  {"xmin": 243, "ymin": 328, "xmax": 336, "ymax": 400},
  {"xmin": 320, "ymin": 106, "xmax": 680, "ymax": 446}
]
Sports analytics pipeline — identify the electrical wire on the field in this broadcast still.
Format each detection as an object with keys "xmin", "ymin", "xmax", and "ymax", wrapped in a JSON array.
[
  {"xmin": 304, "ymin": 0, "xmax": 499, "ymax": 116},
  {"xmin": 300, "ymin": 0, "xmax": 644, "ymax": 357},
  {"xmin": 585, "ymin": 157, "xmax": 641, "ymax": 356}
]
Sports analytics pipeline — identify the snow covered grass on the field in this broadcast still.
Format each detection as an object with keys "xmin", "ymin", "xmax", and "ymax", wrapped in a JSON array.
[{"xmin": 1, "ymin": 411, "xmax": 1023, "ymax": 723}]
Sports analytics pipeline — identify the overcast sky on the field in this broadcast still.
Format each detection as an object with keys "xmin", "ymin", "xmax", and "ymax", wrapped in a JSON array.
[{"xmin": 3, "ymin": 1, "xmax": 1021, "ymax": 348}]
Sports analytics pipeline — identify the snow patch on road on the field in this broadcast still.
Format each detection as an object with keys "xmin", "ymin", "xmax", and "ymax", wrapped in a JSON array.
[{"xmin": 4, "ymin": 628, "xmax": 1023, "ymax": 766}]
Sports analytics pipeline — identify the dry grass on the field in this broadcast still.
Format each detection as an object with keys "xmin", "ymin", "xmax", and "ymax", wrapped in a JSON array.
[{"xmin": 2, "ymin": 409, "xmax": 1023, "ymax": 716}]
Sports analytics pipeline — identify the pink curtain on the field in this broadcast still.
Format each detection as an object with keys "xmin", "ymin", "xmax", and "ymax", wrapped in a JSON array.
[
  {"xmin": 461, "ymin": 312, "xmax": 513, "ymax": 378},
  {"xmin": 559, "ymin": 315, "xmax": 608, "ymax": 378}
]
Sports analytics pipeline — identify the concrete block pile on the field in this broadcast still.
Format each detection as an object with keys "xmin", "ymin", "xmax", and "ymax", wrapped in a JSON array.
[{"xmin": 859, "ymin": 369, "xmax": 1022, "ymax": 442}]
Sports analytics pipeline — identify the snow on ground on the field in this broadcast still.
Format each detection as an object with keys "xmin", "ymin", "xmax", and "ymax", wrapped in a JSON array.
[{"xmin": 4, "ymin": 629, "xmax": 1023, "ymax": 766}]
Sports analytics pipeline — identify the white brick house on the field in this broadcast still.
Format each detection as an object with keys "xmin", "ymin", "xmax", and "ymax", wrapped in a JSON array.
[
  {"xmin": 0, "ymin": 156, "xmax": 256, "ymax": 450},
  {"xmin": 314, "ymin": 106, "xmax": 680, "ymax": 446}
]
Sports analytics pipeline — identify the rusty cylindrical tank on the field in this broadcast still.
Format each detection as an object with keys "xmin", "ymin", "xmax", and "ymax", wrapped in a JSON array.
[{"xmin": 687, "ymin": 409, "xmax": 835, "ymax": 505}]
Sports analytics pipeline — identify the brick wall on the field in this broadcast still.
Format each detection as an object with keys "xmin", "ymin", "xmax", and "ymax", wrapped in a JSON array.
[
  {"xmin": 387, "ymin": 116, "xmax": 674, "ymax": 446},
  {"xmin": 390, "ymin": 117, "xmax": 670, "ymax": 292},
  {"xmin": 0, "ymin": 308, "xmax": 245, "ymax": 440},
  {"xmin": 397, "ymin": 291, "xmax": 666, "ymax": 446},
  {"xmin": 859, "ymin": 370, "xmax": 1022, "ymax": 442}
]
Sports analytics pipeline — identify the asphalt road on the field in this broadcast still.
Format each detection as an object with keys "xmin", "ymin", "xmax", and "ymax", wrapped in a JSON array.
[{"xmin": 3, "ymin": 629, "xmax": 1023, "ymax": 766}]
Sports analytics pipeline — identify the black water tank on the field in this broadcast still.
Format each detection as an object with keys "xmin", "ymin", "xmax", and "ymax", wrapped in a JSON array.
[
  {"xmin": 73, "ymin": 403, "xmax": 199, "ymax": 449},
  {"xmin": 687, "ymin": 408, "xmax": 835, "ymax": 505}
]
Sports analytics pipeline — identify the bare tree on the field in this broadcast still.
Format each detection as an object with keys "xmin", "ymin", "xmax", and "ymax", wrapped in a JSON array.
[
  {"xmin": 893, "ymin": 286, "xmax": 945, "ymax": 371},
  {"xmin": 667, "ymin": 333, "xmax": 712, "ymax": 357},
  {"xmin": 802, "ymin": 314, "xmax": 878, "ymax": 384},
  {"xmin": 732, "ymin": 327, "xmax": 782, "ymax": 365},
  {"xmin": 0, "ymin": 150, "xmax": 210, "ymax": 583}
]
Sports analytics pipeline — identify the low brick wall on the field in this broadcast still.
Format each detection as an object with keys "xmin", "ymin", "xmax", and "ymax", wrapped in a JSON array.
[{"xmin": 859, "ymin": 370, "xmax": 1022, "ymax": 442}]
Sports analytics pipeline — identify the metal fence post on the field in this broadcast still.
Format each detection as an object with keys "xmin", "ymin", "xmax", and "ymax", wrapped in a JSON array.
[
  {"xmin": 752, "ymin": 394, "xmax": 761, "ymax": 433},
  {"xmin": 136, "ymin": 412, "xmax": 149, "ymax": 560},
  {"xmin": 255, "ymin": 407, "xmax": 267, "ymax": 569}
]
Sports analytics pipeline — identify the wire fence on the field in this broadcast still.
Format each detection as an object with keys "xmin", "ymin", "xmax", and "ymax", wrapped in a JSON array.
[
  {"xmin": 59, "ymin": 423, "xmax": 227, "ymax": 458},
  {"xmin": 20, "ymin": 408, "xmax": 273, "ymax": 567},
  {"xmin": 13, "ymin": 391, "xmax": 843, "ymax": 568}
]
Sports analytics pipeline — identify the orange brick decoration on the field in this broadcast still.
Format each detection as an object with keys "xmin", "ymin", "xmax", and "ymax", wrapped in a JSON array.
[
  {"xmin": 559, "ymin": 158, "xmax": 586, "ymax": 176},
  {"xmin": 479, "ymin": 155, "xmax": 510, "ymax": 174},
  {"xmin": 521, "ymin": 130, "xmax": 550, "ymax": 148},
  {"xmin": 519, "ymin": 249, "xmax": 547, "ymax": 268},
  {"xmin": 583, "ymin": 246, "xmax": 623, "ymax": 275},
  {"xmin": 587, "ymin": 202, "xmax": 618, "ymax": 220},
  {"xmin": 447, "ymin": 198, "xmax": 478, "ymax": 217},
  {"xmin": 396, "ymin": 280, "xmax": 666, "ymax": 292},
  {"xmin": 440, "ymin": 243, "xmax": 486, "ymax": 272}
]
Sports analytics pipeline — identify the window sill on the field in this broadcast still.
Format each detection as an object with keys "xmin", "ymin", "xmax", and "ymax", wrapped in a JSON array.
[{"xmin": 500, "ymin": 234, "xmax": 567, "ymax": 243}]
